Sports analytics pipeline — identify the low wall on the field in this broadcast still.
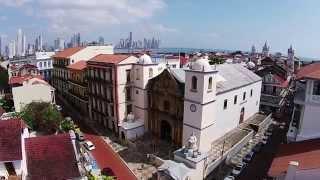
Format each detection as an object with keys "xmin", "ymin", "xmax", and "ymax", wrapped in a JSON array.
[{"xmin": 204, "ymin": 130, "xmax": 254, "ymax": 177}]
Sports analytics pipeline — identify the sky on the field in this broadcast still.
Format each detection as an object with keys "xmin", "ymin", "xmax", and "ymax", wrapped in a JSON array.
[{"xmin": 1, "ymin": 0, "xmax": 320, "ymax": 58}]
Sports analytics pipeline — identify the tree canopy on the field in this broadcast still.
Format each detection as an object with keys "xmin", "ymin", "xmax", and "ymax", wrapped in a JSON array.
[
  {"xmin": 209, "ymin": 56, "xmax": 226, "ymax": 65},
  {"xmin": 19, "ymin": 102, "xmax": 64, "ymax": 134}
]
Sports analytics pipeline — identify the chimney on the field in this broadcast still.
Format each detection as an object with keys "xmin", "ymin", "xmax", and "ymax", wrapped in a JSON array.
[{"xmin": 284, "ymin": 161, "xmax": 299, "ymax": 180}]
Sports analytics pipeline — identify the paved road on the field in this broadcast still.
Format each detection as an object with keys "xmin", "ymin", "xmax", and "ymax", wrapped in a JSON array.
[
  {"xmin": 85, "ymin": 133, "xmax": 137, "ymax": 180},
  {"xmin": 237, "ymin": 113, "xmax": 291, "ymax": 180},
  {"xmin": 56, "ymin": 95, "xmax": 137, "ymax": 180}
]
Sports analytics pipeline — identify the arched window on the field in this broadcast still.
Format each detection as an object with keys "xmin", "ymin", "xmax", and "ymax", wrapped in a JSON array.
[
  {"xmin": 208, "ymin": 77, "xmax": 213, "ymax": 90},
  {"xmin": 136, "ymin": 69, "xmax": 140, "ymax": 80},
  {"xmin": 149, "ymin": 68, "xmax": 153, "ymax": 78},
  {"xmin": 191, "ymin": 76, "xmax": 197, "ymax": 90},
  {"xmin": 164, "ymin": 101, "xmax": 170, "ymax": 111}
]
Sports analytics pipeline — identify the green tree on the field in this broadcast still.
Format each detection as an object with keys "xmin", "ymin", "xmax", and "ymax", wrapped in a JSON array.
[
  {"xmin": 0, "ymin": 98, "xmax": 14, "ymax": 112},
  {"xmin": 60, "ymin": 118, "xmax": 75, "ymax": 132},
  {"xmin": 19, "ymin": 102, "xmax": 63, "ymax": 134},
  {"xmin": 209, "ymin": 57, "xmax": 225, "ymax": 65}
]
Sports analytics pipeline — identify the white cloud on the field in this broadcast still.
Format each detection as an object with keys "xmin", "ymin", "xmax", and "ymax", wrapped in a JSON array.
[
  {"xmin": 0, "ymin": 0, "xmax": 32, "ymax": 7},
  {"xmin": 0, "ymin": 16, "xmax": 7, "ymax": 21},
  {"xmin": 152, "ymin": 24, "xmax": 178, "ymax": 33},
  {"xmin": 207, "ymin": 32, "xmax": 220, "ymax": 38},
  {"xmin": 2, "ymin": 0, "xmax": 166, "ymax": 34}
]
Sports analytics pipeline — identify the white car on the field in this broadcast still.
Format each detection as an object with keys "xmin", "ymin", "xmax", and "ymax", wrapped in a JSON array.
[
  {"xmin": 224, "ymin": 175, "xmax": 235, "ymax": 180},
  {"xmin": 231, "ymin": 163, "xmax": 246, "ymax": 176},
  {"xmin": 84, "ymin": 141, "xmax": 96, "ymax": 151}
]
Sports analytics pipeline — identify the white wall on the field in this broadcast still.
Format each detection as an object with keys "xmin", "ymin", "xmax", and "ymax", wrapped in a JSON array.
[
  {"xmin": 297, "ymin": 105, "xmax": 320, "ymax": 141},
  {"xmin": 12, "ymin": 82, "xmax": 54, "ymax": 112},
  {"xmin": 70, "ymin": 45, "xmax": 114, "ymax": 64},
  {"xmin": 296, "ymin": 79, "xmax": 320, "ymax": 141},
  {"xmin": 183, "ymin": 80, "xmax": 261, "ymax": 153}
]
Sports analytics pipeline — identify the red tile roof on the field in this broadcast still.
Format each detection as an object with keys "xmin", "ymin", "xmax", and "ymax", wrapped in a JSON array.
[
  {"xmin": 89, "ymin": 54, "xmax": 130, "ymax": 64},
  {"xmin": 268, "ymin": 139, "xmax": 320, "ymax": 177},
  {"xmin": 67, "ymin": 60, "xmax": 87, "ymax": 71},
  {"xmin": 0, "ymin": 119, "xmax": 26, "ymax": 161},
  {"xmin": 9, "ymin": 75, "xmax": 43, "ymax": 85},
  {"xmin": 25, "ymin": 133, "xmax": 80, "ymax": 180},
  {"xmin": 52, "ymin": 47, "xmax": 85, "ymax": 59},
  {"xmin": 296, "ymin": 63, "xmax": 320, "ymax": 80}
]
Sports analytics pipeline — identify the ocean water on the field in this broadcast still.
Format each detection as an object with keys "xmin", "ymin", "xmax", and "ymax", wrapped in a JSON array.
[{"xmin": 115, "ymin": 47, "xmax": 319, "ymax": 62}]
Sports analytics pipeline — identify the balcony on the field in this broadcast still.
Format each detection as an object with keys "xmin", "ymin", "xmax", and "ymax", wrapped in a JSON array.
[{"xmin": 260, "ymin": 93, "xmax": 282, "ymax": 107}]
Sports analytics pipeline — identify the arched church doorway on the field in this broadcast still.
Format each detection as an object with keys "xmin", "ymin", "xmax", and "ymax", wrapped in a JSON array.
[
  {"xmin": 239, "ymin": 107, "xmax": 245, "ymax": 124},
  {"xmin": 160, "ymin": 120, "xmax": 172, "ymax": 141},
  {"xmin": 121, "ymin": 131, "xmax": 125, "ymax": 140}
]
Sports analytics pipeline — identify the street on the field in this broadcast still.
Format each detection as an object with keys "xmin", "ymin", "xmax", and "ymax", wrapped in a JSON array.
[
  {"xmin": 57, "ymin": 95, "xmax": 137, "ymax": 180},
  {"xmin": 237, "ymin": 110, "xmax": 291, "ymax": 180}
]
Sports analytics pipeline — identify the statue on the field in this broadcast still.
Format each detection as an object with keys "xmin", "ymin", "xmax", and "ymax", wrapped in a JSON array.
[{"xmin": 187, "ymin": 132, "xmax": 198, "ymax": 152}]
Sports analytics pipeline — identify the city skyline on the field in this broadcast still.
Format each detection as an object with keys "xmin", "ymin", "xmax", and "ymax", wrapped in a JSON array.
[{"xmin": 1, "ymin": 1, "xmax": 320, "ymax": 58}]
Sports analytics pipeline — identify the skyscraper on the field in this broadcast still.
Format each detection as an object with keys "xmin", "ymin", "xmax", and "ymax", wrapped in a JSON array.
[
  {"xmin": 22, "ymin": 35, "xmax": 26, "ymax": 56},
  {"xmin": 0, "ymin": 36, "xmax": 2, "ymax": 56},
  {"xmin": 9, "ymin": 40, "xmax": 16, "ymax": 58},
  {"xmin": 98, "ymin": 36, "xmax": 104, "ymax": 45},
  {"xmin": 16, "ymin": 29, "xmax": 23, "ymax": 56}
]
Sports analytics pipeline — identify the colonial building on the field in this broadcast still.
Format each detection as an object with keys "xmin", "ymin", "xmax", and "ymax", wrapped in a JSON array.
[
  {"xmin": 0, "ymin": 118, "xmax": 81, "ymax": 180},
  {"xmin": 147, "ymin": 68, "xmax": 184, "ymax": 146},
  {"xmin": 87, "ymin": 54, "xmax": 152, "ymax": 135},
  {"xmin": 152, "ymin": 56, "xmax": 264, "ymax": 180},
  {"xmin": 35, "ymin": 51, "xmax": 55, "ymax": 82},
  {"xmin": 256, "ymin": 62, "xmax": 291, "ymax": 113},
  {"xmin": 0, "ymin": 119, "xmax": 29, "ymax": 179},
  {"xmin": 87, "ymin": 53, "xmax": 175, "ymax": 139},
  {"xmin": 287, "ymin": 62, "xmax": 320, "ymax": 142},
  {"xmin": 52, "ymin": 45, "xmax": 113, "ymax": 98},
  {"xmin": 11, "ymin": 77, "xmax": 55, "ymax": 112},
  {"xmin": 67, "ymin": 60, "xmax": 88, "ymax": 117},
  {"xmin": 9, "ymin": 64, "xmax": 39, "ymax": 78}
]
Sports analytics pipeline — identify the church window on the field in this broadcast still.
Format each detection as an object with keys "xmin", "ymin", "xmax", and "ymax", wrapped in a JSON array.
[
  {"xmin": 234, "ymin": 95, "xmax": 238, "ymax": 104},
  {"xmin": 250, "ymin": 89, "xmax": 253, "ymax": 97},
  {"xmin": 243, "ymin": 92, "xmax": 246, "ymax": 100},
  {"xmin": 164, "ymin": 101, "xmax": 170, "ymax": 111},
  {"xmin": 208, "ymin": 77, "xmax": 213, "ymax": 90},
  {"xmin": 136, "ymin": 69, "xmax": 140, "ymax": 80},
  {"xmin": 313, "ymin": 81, "xmax": 320, "ymax": 95},
  {"xmin": 224, "ymin": 99, "xmax": 228, "ymax": 110},
  {"xmin": 149, "ymin": 68, "xmax": 153, "ymax": 78},
  {"xmin": 191, "ymin": 76, "xmax": 197, "ymax": 91}
]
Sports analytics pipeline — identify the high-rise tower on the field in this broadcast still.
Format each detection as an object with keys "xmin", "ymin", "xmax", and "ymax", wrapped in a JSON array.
[
  {"xmin": 262, "ymin": 41, "xmax": 270, "ymax": 57},
  {"xmin": 287, "ymin": 45, "xmax": 295, "ymax": 75}
]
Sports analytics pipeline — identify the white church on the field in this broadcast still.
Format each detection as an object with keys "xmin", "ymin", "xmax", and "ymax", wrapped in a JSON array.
[{"xmin": 119, "ymin": 53, "xmax": 264, "ymax": 179}]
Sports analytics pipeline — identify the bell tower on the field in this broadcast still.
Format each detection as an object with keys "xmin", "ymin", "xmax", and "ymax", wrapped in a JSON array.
[{"xmin": 183, "ymin": 56, "xmax": 219, "ymax": 153}]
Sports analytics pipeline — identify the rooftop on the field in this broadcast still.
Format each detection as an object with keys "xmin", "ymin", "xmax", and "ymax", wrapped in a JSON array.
[
  {"xmin": 170, "ymin": 64, "xmax": 261, "ymax": 94},
  {"xmin": 9, "ymin": 75, "xmax": 44, "ymax": 85},
  {"xmin": 25, "ymin": 133, "xmax": 80, "ymax": 180},
  {"xmin": 52, "ymin": 47, "xmax": 85, "ymax": 59},
  {"xmin": 67, "ymin": 60, "xmax": 87, "ymax": 71},
  {"xmin": 296, "ymin": 62, "xmax": 320, "ymax": 80},
  {"xmin": 0, "ymin": 118, "xmax": 26, "ymax": 161},
  {"xmin": 268, "ymin": 139, "xmax": 320, "ymax": 177},
  {"xmin": 88, "ymin": 54, "xmax": 130, "ymax": 64}
]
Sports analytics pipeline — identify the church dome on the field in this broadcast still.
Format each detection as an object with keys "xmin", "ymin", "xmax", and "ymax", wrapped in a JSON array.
[
  {"xmin": 138, "ymin": 54, "xmax": 153, "ymax": 64},
  {"xmin": 191, "ymin": 57, "xmax": 212, "ymax": 72}
]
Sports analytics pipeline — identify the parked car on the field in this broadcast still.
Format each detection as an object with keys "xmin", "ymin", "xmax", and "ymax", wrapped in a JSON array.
[
  {"xmin": 102, "ymin": 167, "xmax": 116, "ymax": 177},
  {"xmin": 224, "ymin": 175, "xmax": 235, "ymax": 180},
  {"xmin": 243, "ymin": 152, "xmax": 254, "ymax": 163},
  {"xmin": 231, "ymin": 163, "xmax": 246, "ymax": 176},
  {"xmin": 56, "ymin": 105, "xmax": 62, "ymax": 111},
  {"xmin": 76, "ymin": 131, "xmax": 85, "ymax": 141},
  {"xmin": 252, "ymin": 142, "xmax": 263, "ymax": 153},
  {"xmin": 84, "ymin": 141, "xmax": 96, "ymax": 151},
  {"xmin": 264, "ymin": 131, "xmax": 272, "ymax": 136}
]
